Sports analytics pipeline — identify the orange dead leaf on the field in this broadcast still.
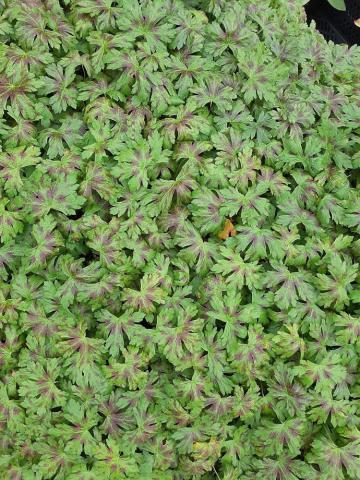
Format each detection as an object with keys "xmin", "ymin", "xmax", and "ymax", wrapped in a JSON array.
[
  {"xmin": 218, "ymin": 219, "xmax": 237, "ymax": 240},
  {"xmin": 355, "ymin": 18, "xmax": 360, "ymax": 27}
]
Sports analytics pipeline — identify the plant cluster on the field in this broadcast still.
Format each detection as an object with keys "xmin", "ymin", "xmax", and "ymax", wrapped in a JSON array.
[{"xmin": 0, "ymin": 0, "xmax": 360, "ymax": 478}]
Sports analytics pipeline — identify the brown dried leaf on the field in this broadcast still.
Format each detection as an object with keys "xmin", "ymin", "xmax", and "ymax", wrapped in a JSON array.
[{"xmin": 218, "ymin": 219, "xmax": 237, "ymax": 240}]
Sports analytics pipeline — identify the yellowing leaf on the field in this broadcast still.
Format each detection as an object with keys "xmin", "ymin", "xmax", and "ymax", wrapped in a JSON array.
[{"xmin": 218, "ymin": 219, "xmax": 237, "ymax": 240}]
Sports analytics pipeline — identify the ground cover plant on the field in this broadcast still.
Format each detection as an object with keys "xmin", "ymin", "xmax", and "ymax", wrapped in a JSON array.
[{"xmin": 0, "ymin": 0, "xmax": 360, "ymax": 478}]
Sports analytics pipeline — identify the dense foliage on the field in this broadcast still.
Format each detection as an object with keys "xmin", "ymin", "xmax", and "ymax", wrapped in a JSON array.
[{"xmin": 0, "ymin": 0, "xmax": 360, "ymax": 478}]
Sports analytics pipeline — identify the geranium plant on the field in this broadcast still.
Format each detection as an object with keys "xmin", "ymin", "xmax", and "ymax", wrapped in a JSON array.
[{"xmin": 0, "ymin": 0, "xmax": 360, "ymax": 478}]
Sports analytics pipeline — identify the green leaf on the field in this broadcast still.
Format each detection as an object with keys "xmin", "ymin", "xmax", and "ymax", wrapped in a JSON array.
[{"xmin": 327, "ymin": 0, "xmax": 346, "ymax": 11}]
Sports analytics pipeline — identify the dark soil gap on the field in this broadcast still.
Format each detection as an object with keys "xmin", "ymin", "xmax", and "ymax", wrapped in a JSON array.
[{"xmin": 305, "ymin": 0, "xmax": 360, "ymax": 45}]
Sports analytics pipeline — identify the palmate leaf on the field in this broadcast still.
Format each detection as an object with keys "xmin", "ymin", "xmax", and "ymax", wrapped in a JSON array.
[
  {"xmin": 116, "ymin": 0, "xmax": 175, "ymax": 50},
  {"xmin": 168, "ymin": 54, "xmax": 214, "ymax": 97},
  {"xmin": 0, "ymin": 145, "xmax": 41, "ymax": 193},
  {"xmin": 106, "ymin": 348, "xmax": 149, "ymax": 390},
  {"xmin": 343, "ymin": 199, "xmax": 360, "ymax": 233},
  {"xmin": 34, "ymin": 440, "xmax": 79, "ymax": 479},
  {"xmin": 219, "ymin": 185, "xmax": 271, "ymax": 224},
  {"xmin": 0, "ymin": 198, "xmax": 23, "ymax": 242},
  {"xmin": 93, "ymin": 439, "xmax": 139, "ymax": 478},
  {"xmin": 40, "ymin": 64, "xmax": 77, "ymax": 113},
  {"xmin": 0, "ymin": 242, "xmax": 22, "ymax": 280},
  {"xmin": 211, "ymin": 127, "xmax": 248, "ymax": 168},
  {"xmin": 77, "ymin": 0, "xmax": 122, "ymax": 30},
  {"xmin": 307, "ymin": 437, "xmax": 360, "ymax": 480},
  {"xmin": 316, "ymin": 254, "xmax": 358, "ymax": 310},
  {"xmin": 0, "ymin": 70, "xmax": 43, "ymax": 118},
  {"xmin": 25, "ymin": 173, "xmax": 85, "ymax": 217},
  {"xmin": 189, "ymin": 78, "xmax": 237, "ymax": 111},
  {"xmin": 39, "ymin": 116, "xmax": 83, "ymax": 159},
  {"xmin": 122, "ymin": 273, "xmax": 167, "ymax": 312},
  {"xmin": 230, "ymin": 325, "xmax": 270, "ymax": 380},
  {"xmin": 49, "ymin": 399, "xmax": 101, "ymax": 456},
  {"xmin": 272, "ymin": 324, "xmax": 305, "ymax": 360},
  {"xmin": 334, "ymin": 312, "xmax": 360, "ymax": 346},
  {"xmin": 308, "ymin": 395, "xmax": 356, "ymax": 427},
  {"xmin": 157, "ymin": 304, "xmax": 203, "ymax": 365},
  {"xmin": 212, "ymin": 246, "xmax": 263, "ymax": 290},
  {"xmin": 17, "ymin": 358, "xmax": 66, "ymax": 414},
  {"xmin": 112, "ymin": 133, "xmax": 171, "ymax": 192},
  {"xmin": 234, "ymin": 225, "xmax": 284, "ymax": 260},
  {"xmin": 295, "ymin": 353, "xmax": 347, "ymax": 393},
  {"xmin": 154, "ymin": 172, "xmax": 198, "ymax": 213},
  {"xmin": 265, "ymin": 262, "xmax": 316, "ymax": 309},
  {"xmin": 207, "ymin": 288, "xmax": 261, "ymax": 347},
  {"xmin": 267, "ymin": 363, "xmax": 311, "ymax": 419},
  {"xmin": 256, "ymin": 418, "xmax": 305, "ymax": 456},
  {"xmin": 96, "ymin": 309, "xmax": 145, "ymax": 356},
  {"xmin": 237, "ymin": 46, "xmax": 286, "ymax": 105},
  {"xmin": 176, "ymin": 222, "xmax": 218, "ymax": 273},
  {"xmin": 277, "ymin": 194, "xmax": 321, "ymax": 233},
  {"xmin": 255, "ymin": 454, "xmax": 316, "ymax": 480},
  {"xmin": 80, "ymin": 161, "xmax": 116, "ymax": 201},
  {"xmin": 160, "ymin": 103, "xmax": 212, "ymax": 145},
  {"xmin": 28, "ymin": 215, "xmax": 63, "ymax": 269},
  {"xmin": 82, "ymin": 120, "xmax": 118, "ymax": 161},
  {"xmin": 189, "ymin": 188, "xmax": 223, "ymax": 234}
]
